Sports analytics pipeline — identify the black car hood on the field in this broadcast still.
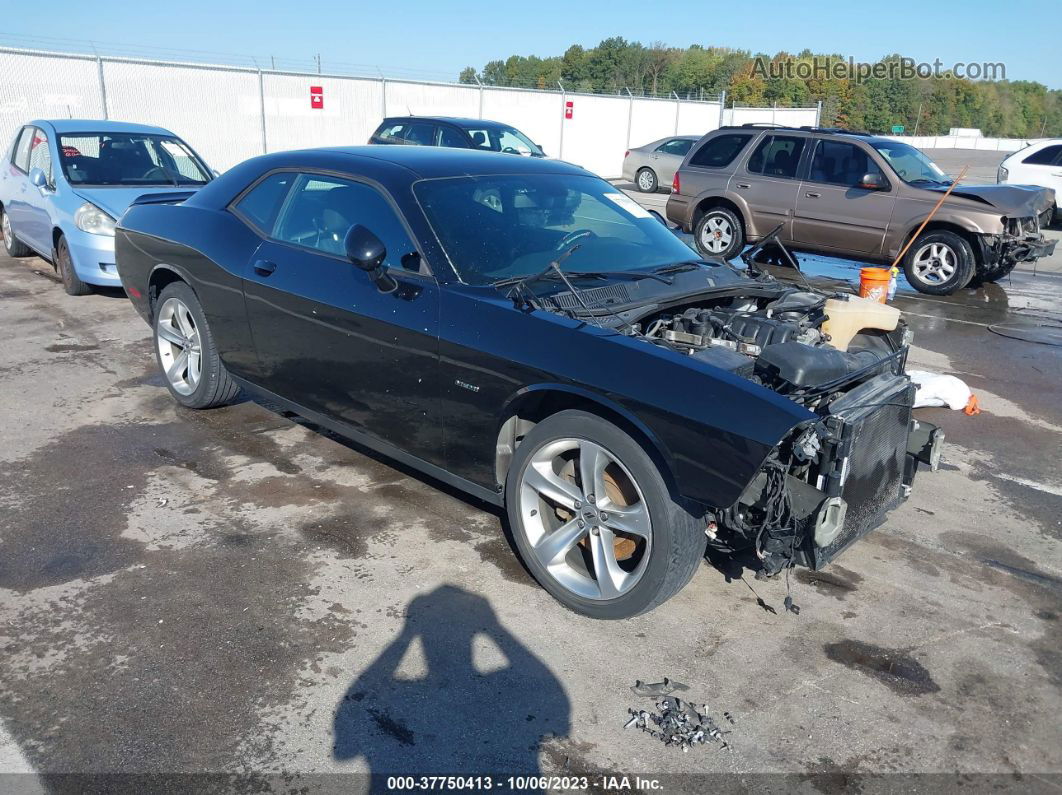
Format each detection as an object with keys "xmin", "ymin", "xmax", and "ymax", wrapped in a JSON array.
[{"xmin": 928, "ymin": 183, "xmax": 1054, "ymax": 216}]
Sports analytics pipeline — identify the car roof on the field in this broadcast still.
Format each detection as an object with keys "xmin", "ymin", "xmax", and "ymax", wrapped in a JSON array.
[
  {"xmin": 32, "ymin": 119, "xmax": 176, "ymax": 136},
  {"xmin": 192, "ymin": 145, "xmax": 593, "ymax": 210},
  {"xmin": 382, "ymin": 116, "xmax": 511, "ymax": 129}
]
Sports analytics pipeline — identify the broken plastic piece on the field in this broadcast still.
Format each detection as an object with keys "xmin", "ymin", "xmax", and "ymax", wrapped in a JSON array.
[{"xmin": 630, "ymin": 678, "xmax": 690, "ymax": 697}]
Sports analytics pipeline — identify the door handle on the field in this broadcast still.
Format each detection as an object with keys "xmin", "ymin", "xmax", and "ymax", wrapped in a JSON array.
[
  {"xmin": 805, "ymin": 191, "xmax": 821, "ymax": 198},
  {"xmin": 253, "ymin": 259, "xmax": 277, "ymax": 276},
  {"xmin": 735, "ymin": 182, "xmax": 751, "ymax": 189}
]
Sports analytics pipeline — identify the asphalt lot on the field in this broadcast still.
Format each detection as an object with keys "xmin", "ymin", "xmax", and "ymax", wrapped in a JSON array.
[{"xmin": 1, "ymin": 149, "xmax": 1060, "ymax": 791}]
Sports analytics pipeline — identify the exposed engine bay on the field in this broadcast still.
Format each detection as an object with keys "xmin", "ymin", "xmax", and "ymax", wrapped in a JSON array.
[
  {"xmin": 625, "ymin": 286, "xmax": 939, "ymax": 577},
  {"xmin": 635, "ymin": 287, "xmax": 910, "ymax": 405}
]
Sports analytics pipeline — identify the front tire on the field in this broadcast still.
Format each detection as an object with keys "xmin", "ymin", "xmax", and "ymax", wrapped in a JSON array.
[
  {"xmin": 505, "ymin": 410, "xmax": 706, "ymax": 619},
  {"xmin": 1, "ymin": 206, "xmax": 32, "ymax": 257},
  {"xmin": 902, "ymin": 230, "xmax": 975, "ymax": 295},
  {"xmin": 635, "ymin": 167, "xmax": 658, "ymax": 193},
  {"xmin": 154, "ymin": 281, "xmax": 239, "ymax": 409},
  {"xmin": 56, "ymin": 235, "xmax": 92, "ymax": 296},
  {"xmin": 694, "ymin": 207, "xmax": 745, "ymax": 261}
]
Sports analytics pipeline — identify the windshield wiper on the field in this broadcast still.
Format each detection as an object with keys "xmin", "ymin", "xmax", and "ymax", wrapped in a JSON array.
[
  {"xmin": 491, "ymin": 267, "xmax": 672, "ymax": 289},
  {"xmin": 494, "ymin": 245, "xmax": 643, "ymax": 335}
]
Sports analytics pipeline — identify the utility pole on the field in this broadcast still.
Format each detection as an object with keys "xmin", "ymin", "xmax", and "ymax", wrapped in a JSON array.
[
  {"xmin": 315, "ymin": 54, "xmax": 321, "ymax": 74},
  {"xmin": 912, "ymin": 102, "xmax": 924, "ymax": 137},
  {"xmin": 557, "ymin": 80, "xmax": 566, "ymax": 159},
  {"xmin": 672, "ymin": 91, "xmax": 680, "ymax": 135},
  {"xmin": 625, "ymin": 88, "xmax": 634, "ymax": 151},
  {"xmin": 474, "ymin": 74, "xmax": 484, "ymax": 119}
]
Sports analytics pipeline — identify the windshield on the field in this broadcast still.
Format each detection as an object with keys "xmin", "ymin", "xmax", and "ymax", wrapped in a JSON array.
[
  {"xmin": 58, "ymin": 133, "xmax": 211, "ymax": 187},
  {"xmin": 872, "ymin": 141, "xmax": 948, "ymax": 184},
  {"xmin": 415, "ymin": 174, "xmax": 699, "ymax": 285},
  {"xmin": 464, "ymin": 126, "xmax": 544, "ymax": 157}
]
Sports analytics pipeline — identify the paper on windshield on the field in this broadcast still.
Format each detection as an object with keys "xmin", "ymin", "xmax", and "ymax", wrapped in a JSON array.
[{"xmin": 603, "ymin": 191, "xmax": 653, "ymax": 219}]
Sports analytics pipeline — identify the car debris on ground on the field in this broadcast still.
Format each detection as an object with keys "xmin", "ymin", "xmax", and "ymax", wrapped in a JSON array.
[{"xmin": 625, "ymin": 680, "xmax": 733, "ymax": 753}]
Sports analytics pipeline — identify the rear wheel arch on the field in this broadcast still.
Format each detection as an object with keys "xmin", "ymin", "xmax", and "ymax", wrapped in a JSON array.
[
  {"xmin": 494, "ymin": 387, "xmax": 681, "ymax": 502},
  {"xmin": 692, "ymin": 195, "xmax": 745, "ymax": 230},
  {"xmin": 148, "ymin": 265, "xmax": 193, "ymax": 322}
]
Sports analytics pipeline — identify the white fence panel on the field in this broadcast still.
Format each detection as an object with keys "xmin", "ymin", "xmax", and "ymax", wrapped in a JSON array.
[
  {"xmin": 676, "ymin": 102, "xmax": 720, "ymax": 137},
  {"xmin": 384, "ymin": 80, "xmax": 478, "ymax": 119},
  {"xmin": 263, "ymin": 73, "xmax": 383, "ymax": 153},
  {"xmin": 102, "ymin": 60, "xmax": 262, "ymax": 170},
  {"xmin": 628, "ymin": 98, "xmax": 680, "ymax": 149},
  {"xmin": 0, "ymin": 47, "xmax": 821, "ymax": 177},
  {"xmin": 0, "ymin": 51, "xmax": 104, "ymax": 151},
  {"xmin": 560, "ymin": 94, "xmax": 630, "ymax": 177},
  {"xmin": 481, "ymin": 88, "xmax": 563, "ymax": 157}
]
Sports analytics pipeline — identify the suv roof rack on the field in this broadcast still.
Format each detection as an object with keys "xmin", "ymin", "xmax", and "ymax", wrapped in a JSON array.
[{"xmin": 724, "ymin": 123, "xmax": 874, "ymax": 137}]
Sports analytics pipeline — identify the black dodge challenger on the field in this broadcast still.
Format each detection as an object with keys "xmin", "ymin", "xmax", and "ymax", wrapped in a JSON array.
[{"xmin": 116, "ymin": 146, "xmax": 942, "ymax": 619}]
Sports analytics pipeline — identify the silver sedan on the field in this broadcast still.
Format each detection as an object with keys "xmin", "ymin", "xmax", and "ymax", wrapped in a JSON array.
[{"xmin": 621, "ymin": 135, "xmax": 699, "ymax": 193}]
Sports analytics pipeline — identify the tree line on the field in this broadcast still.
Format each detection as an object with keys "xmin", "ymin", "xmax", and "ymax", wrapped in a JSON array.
[{"xmin": 459, "ymin": 39, "xmax": 1060, "ymax": 139}]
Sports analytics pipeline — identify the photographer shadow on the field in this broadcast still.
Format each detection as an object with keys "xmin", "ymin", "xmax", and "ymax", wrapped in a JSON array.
[{"xmin": 333, "ymin": 585, "xmax": 570, "ymax": 779}]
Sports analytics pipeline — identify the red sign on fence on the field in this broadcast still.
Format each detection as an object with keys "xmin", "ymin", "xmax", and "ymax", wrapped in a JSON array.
[
  {"xmin": 564, "ymin": 100, "xmax": 574, "ymax": 120},
  {"xmin": 310, "ymin": 86, "xmax": 324, "ymax": 110}
]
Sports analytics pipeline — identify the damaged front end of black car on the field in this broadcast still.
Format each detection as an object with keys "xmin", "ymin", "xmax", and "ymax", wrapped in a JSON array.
[{"xmin": 536, "ymin": 259, "xmax": 945, "ymax": 578}]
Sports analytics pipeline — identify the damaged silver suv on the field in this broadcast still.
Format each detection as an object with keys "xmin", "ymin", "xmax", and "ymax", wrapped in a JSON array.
[{"xmin": 666, "ymin": 126, "xmax": 1057, "ymax": 295}]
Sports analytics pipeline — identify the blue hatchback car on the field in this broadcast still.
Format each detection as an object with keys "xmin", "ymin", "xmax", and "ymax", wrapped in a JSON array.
[{"xmin": 0, "ymin": 120, "xmax": 213, "ymax": 295}]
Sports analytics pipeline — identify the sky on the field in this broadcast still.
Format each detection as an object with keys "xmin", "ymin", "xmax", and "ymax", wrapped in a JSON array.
[{"xmin": 5, "ymin": 0, "xmax": 1059, "ymax": 88}]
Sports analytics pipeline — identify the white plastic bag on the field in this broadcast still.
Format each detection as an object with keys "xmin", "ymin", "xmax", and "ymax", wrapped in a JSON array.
[{"xmin": 908, "ymin": 370, "xmax": 972, "ymax": 410}]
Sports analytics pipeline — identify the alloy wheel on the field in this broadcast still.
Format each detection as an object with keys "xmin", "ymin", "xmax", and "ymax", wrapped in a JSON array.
[
  {"xmin": 517, "ymin": 437, "xmax": 652, "ymax": 601},
  {"xmin": 637, "ymin": 170, "xmax": 655, "ymax": 191},
  {"xmin": 700, "ymin": 216, "xmax": 732, "ymax": 254},
  {"xmin": 2, "ymin": 212, "xmax": 13, "ymax": 253},
  {"xmin": 156, "ymin": 297, "xmax": 202, "ymax": 396},
  {"xmin": 912, "ymin": 242, "xmax": 957, "ymax": 284}
]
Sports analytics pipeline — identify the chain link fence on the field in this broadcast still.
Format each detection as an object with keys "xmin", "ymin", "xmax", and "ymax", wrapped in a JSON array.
[{"xmin": 1, "ymin": 46, "xmax": 821, "ymax": 178}]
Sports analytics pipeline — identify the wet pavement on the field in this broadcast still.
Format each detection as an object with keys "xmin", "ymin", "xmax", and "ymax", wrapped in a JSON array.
[{"xmin": 1, "ymin": 200, "xmax": 1060, "ymax": 790}]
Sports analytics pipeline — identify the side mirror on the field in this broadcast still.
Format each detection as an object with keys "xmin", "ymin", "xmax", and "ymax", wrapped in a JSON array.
[
  {"xmin": 859, "ymin": 172, "xmax": 886, "ymax": 190},
  {"xmin": 344, "ymin": 224, "xmax": 397, "ymax": 293},
  {"xmin": 29, "ymin": 167, "xmax": 49, "ymax": 190}
]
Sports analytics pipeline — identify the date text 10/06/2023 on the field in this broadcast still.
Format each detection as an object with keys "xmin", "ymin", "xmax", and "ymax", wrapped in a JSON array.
[{"xmin": 385, "ymin": 775, "xmax": 664, "ymax": 790}]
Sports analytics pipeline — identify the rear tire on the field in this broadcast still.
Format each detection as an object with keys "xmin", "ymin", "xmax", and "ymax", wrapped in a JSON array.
[
  {"xmin": 56, "ymin": 235, "xmax": 92, "ymax": 296},
  {"xmin": 505, "ymin": 410, "xmax": 705, "ymax": 619},
  {"xmin": 154, "ymin": 281, "xmax": 240, "ymax": 409},
  {"xmin": 1, "ymin": 206, "xmax": 32, "ymax": 257},
  {"xmin": 694, "ymin": 206, "xmax": 745, "ymax": 261},
  {"xmin": 902, "ymin": 230, "xmax": 975, "ymax": 295},
  {"xmin": 635, "ymin": 167, "xmax": 658, "ymax": 193}
]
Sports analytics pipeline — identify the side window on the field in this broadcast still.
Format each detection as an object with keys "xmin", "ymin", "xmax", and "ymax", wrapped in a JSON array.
[
  {"xmin": 466, "ymin": 129, "xmax": 492, "ymax": 150},
  {"xmin": 375, "ymin": 123, "xmax": 407, "ymax": 142},
  {"xmin": 402, "ymin": 123, "xmax": 437, "ymax": 147},
  {"xmin": 746, "ymin": 135, "xmax": 805, "ymax": 178},
  {"xmin": 437, "ymin": 126, "xmax": 468, "ymax": 148},
  {"xmin": 808, "ymin": 140, "xmax": 882, "ymax": 186},
  {"xmin": 656, "ymin": 139, "xmax": 694, "ymax": 156},
  {"xmin": 233, "ymin": 172, "xmax": 296, "ymax": 233},
  {"xmin": 1023, "ymin": 145, "xmax": 1062, "ymax": 166},
  {"xmin": 28, "ymin": 128, "xmax": 53, "ymax": 183},
  {"xmin": 273, "ymin": 174, "xmax": 417, "ymax": 267},
  {"xmin": 688, "ymin": 133, "xmax": 753, "ymax": 168},
  {"xmin": 12, "ymin": 128, "xmax": 34, "ymax": 172}
]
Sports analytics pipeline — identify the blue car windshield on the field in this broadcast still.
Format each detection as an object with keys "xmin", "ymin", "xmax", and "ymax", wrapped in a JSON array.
[
  {"xmin": 58, "ymin": 133, "xmax": 211, "ymax": 187},
  {"xmin": 414, "ymin": 174, "xmax": 698, "ymax": 285}
]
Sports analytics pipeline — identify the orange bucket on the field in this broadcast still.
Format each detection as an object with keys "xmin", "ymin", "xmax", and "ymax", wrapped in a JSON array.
[{"xmin": 859, "ymin": 267, "xmax": 891, "ymax": 303}]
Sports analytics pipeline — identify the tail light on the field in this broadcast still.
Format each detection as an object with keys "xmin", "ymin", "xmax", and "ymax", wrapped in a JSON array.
[
  {"xmin": 997, "ymin": 165, "xmax": 1008, "ymax": 183},
  {"xmin": 624, "ymin": 150, "xmax": 630, "ymax": 159},
  {"xmin": 672, "ymin": 172, "xmax": 681, "ymax": 193}
]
